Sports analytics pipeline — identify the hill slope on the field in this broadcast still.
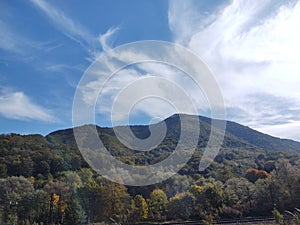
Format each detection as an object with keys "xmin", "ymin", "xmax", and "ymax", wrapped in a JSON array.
[
  {"xmin": 196, "ymin": 115, "xmax": 300, "ymax": 155},
  {"xmin": 46, "ymin": 114, "xmax": 300, "ymax": 155}
]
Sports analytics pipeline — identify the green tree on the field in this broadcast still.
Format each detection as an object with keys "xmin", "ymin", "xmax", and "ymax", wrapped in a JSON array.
[
  {"xmin": 208, "ymin": 165, "xmax": 234, "ymax": 183},
  {"xmin": 78, "ymin": 180, "xmax": 104, "ymax": 223},
  {"xmin": 163, "ymin": 174, "xmax": 193, "ymax": 198},
  {"xmin": 168, "ymin": 192, "xmax": 194, "ymax": 220},
  {"xmin": 0, "ymin": 176, "xmax": 35, "ymax": 224},
  {"xmin": 0, "ymin": 163, "xmax": 7, "ymax": 178},
  {"xmin": 60, "ymin": 171, "xmax": 83, "ymax": 193},
  {"xmin": 223, "ymin": 177, "xmax": 255, "ymax": 209},
  {"xmin": 189, "ymin": 182, "xmax": 223, "ymax": 221}
]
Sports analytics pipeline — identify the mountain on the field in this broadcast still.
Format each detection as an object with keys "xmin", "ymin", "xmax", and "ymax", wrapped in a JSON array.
[
  {"xmin": 1, "ymin": 113, "xmax": 300, "ymax": 191},
  {"xmin": 1, "ymin": 113, "xmax": 300, "ymax": 179},
  {"xmin": 46, "ymin": 114, "xmax": 300, "ymax": 155}
]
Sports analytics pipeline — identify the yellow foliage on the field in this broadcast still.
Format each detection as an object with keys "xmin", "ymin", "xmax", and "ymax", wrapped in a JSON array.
[
  {"xmin": 48, "ymin": 193, "xmax": 60, "ymax": 206},
  {"xmin": 53, "ymin": 193, "xmax": 60, "ymax": 205},
  {"xmin": 60, "ymin": 201, "xmax": 67, "ymax": 213},
  {"xmin": 27, "ymin": 176, "xmax": 35, "ymax": 184},
  {"xmin": 191, "ymin": 185, "xmax": 204, "ymax": 193}
]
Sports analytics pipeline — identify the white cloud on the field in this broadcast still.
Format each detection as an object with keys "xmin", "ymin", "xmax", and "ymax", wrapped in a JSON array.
[
  {"xmin": 0, "ymin": 90, "xmax": 55, "ymax": 122},
  {"xmin": 168, "ymin": 0, "xmax": 300, "ymax": 140},
  {"xmin": 76, "ymin": 36, "xmax": 226, "ymax": 128},
  {"xmin": 256, "ymin": 121, "xmax": 300, "ymax": 141},
  {"xmin": 80, "ymin": 60, "xmax": 209, "ymax": 126},
  {"xmin": 169, "ymin": 0, "xmax": 225, "ymax": 45}
]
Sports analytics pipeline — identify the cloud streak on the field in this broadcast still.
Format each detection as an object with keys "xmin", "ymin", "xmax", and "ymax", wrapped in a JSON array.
[
  {"xmin": 0, "ymin": 20, "xmax": 25, "ymax": 55},
  {"xmin": 29, "ymin": 0, "xmax": 95, "ymax": 50},
  {"xmin": 98, "ymin": 27, "xmax": 119, "ymax": 52},
  {"xmin": 29, "ymin": 0, "xmax": 117, "ymax": 58},
  {"xmin": 0, "ymin": 19, "xmax": 58, "ymax": 57}
]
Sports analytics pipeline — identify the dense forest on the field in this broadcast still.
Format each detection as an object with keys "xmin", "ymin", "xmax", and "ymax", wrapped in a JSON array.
[{"xmin": 0, "ymin": 115, "xmax": 300, "ymax": 225}]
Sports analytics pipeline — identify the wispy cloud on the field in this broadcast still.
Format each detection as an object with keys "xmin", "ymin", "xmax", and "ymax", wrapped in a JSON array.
[
  {"xmin": 29, "ymin": 0, "xmax": 95, "ymax": 51},
  {"xmin": 0, "ymin": 89, "xmax": 56, "ymax": 122},
  {"xmin": 98, "ymin": 27, "xmax": 119, "ymax": 52},
  {"xmin": 29, "ymin": 0, "xmax": 117, "ymax": 58},
  {"xmin": 0, "ymin": 19, "xmax": 63, "ymax": 61},
  {"xmin": 0, "ymin": 20, "xmax": 24, "ymax": 54},
  {"xmin": 168, "ymin": 0, "xmax": 300, "ymax": 140},
  {"xmin": 0, "ymin": 19, "xmax": 41, "ymax": 56}
]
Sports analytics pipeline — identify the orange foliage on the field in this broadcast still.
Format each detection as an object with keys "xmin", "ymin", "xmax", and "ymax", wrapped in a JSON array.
[{"xmin": 245, "ymin": 168, "xmax": 270, "ymax": 182}]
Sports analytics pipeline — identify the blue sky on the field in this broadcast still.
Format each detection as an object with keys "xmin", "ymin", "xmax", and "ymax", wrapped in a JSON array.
[{"xmin": 1, "ymin": 0, "xmax": 300, "ymax": 141}]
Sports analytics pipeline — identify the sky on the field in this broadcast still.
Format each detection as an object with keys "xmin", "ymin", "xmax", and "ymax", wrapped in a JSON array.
[{"xmin": 1, "ymin": 0, "xmax": 300, "ymax": 141}]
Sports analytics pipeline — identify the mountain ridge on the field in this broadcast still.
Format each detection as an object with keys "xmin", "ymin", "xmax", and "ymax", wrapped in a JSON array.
[{"xmin": 45, "ymin": 114, "xmax": 300, "ymax": 155}]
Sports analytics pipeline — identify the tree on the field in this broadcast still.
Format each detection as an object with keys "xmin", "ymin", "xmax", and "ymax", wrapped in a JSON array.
[
  {"xmin": 163, "ymin": 174, "xmax": 193, "ymax": 198},
  {"xmin": 208, "ymin": 165, "xmax": 234, "ymax": 183},
  {"xmin": 60, "ymin": 171, "xmax": 83, "ymax": 193},
  {"xmin": 168, "ymin": 192, "xmax": 194, "ymax": 220},
  {"xmin": 131, "ymin": 194, "xmax": 148, "ymax": 222},
  {"xmin": 32, "ymin": 189, "xmax": 49, "ymax": 224},
  {"xmin": 102, "ymin": 181, "xmax": 132, "ymax": 223},
  {"xmin": 0, "ymin": 163, "xmax": 7, "ymax": 178},
  {"xmin": 223, "ymin": 177, "xmax": 255, "ymax": 211},
  {"xmin": 35, "ymin": 160, "xmax": 50, "ymax": 176},
  {"xmin": 0, "ymin": 176, "xmax": 35, "ymax": 224},
  {"xmin": 189, "ymin": 182, "xmax": 223, "ymax": 221},
  {"xmin": 202, "ymin": 183, "xmax": 223, "ymax": 213},
  {"xmin": 78, "ymin": 180, "xmax": 104, "ymax": 223},
  {"xmin": 252, "ymin": 178, "xmax": 275, "ymax": 215},
  {"xmin": 43, "ymin": 181, "xmax": 72, "ymax": 224},
  {"xmin": 148, "ymin": 189, "xmax": 168, "ymax": 221},
  {"xmin": 268, "ymin": 160, "xmax": 300, "ymax": 211},
  {"xmin": 245, "ymin": 168, "xmax": 269, "ymax": 183}
]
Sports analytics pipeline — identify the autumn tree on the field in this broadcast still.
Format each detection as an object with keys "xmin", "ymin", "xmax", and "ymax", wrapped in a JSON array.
[
  {"xmin": 43, "ymin": 181, "xmax": 72, "ymax": 224},
  {"xmin": 189, "ymin": 182, "xmax": 223, "ymax": 222},
  {"xmin": 148, "ymin": 189, "xmax": 168, "ymax": 221},
  {"xmin": 245, "ymin": 168, "xmax": 269, "ymax": 183},
  {"xmin": 130, "ymin": 194, "xmax": 148, "ymax": 222},
  {"xmin": 102, "ymin": 181, "xmax": 132, "ymax": 223}
]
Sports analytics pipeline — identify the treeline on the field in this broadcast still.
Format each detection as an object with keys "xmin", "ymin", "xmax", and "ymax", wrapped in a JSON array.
[
  {"xmin": 1, "ymin": 161, "xmax": 300, "ymax": 225},
  {"xmin": 0, "ymin": 133, "xmax": 300, "ymax": 224}
]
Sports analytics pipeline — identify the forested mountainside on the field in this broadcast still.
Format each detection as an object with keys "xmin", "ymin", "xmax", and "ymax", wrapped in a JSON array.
[
  {"xmin": 48, "ymin": 114, "xmax": 300, "ymax": 155},
  {"xmin": 0, "ymin": 114, "xmax": 299, "ymax": 224}
]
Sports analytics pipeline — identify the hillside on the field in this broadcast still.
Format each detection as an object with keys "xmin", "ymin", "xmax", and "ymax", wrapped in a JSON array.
[
  {"xmin": 194, "ymin": 115, "xmax": 300, "ymax": 155},
  {"xmin": 47, "ymin": 114, "xmax": 300, "ymax": 155}
]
